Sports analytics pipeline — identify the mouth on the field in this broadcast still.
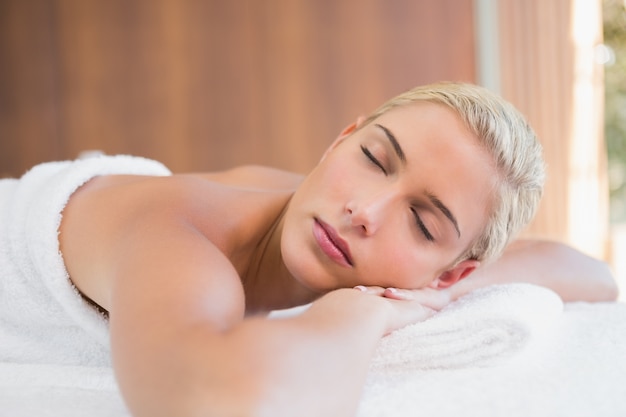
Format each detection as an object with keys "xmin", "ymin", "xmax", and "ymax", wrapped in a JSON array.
[{"xmin": 313, "ymin": 218, "xmax": 354, "ymax": 267}]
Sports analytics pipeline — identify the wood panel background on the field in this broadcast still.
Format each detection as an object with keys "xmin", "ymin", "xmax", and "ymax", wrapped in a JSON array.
[
  {"xmin": 0, "ymin": 0, "xmax": 476, "ymax": 177},
  {"xmin": 1, "ymin": 0, "xmax": 609, "ymax": 258},
  {"xmin": 497, "ymin": 0, "xmax": 608, "ymax": 258}
]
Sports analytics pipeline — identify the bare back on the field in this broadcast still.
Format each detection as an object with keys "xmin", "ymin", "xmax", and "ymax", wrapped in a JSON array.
[{"xmin": 59, "ymin": 165, "xmax": 304, "ymax": 320}]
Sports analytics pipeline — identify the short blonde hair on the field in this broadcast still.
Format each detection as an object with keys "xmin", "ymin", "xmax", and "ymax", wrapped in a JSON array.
[{"xmin": 363, "ymin": 82, "xmax": 545, "ymax": 264}]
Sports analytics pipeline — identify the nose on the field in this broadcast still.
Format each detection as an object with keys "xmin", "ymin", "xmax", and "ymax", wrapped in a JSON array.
[{"xmin": 345, "ymin": 191, "xmax": 395, "ymax": 236}]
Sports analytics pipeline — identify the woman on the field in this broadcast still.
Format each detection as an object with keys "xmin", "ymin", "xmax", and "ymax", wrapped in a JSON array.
[{"xmin": 1, "ymin": 82, "xmax": 617, "ymax": 416}]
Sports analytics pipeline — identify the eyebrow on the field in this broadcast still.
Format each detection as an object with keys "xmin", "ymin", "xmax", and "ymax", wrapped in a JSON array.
[
  {"xmin": 375, "ymin": 124, "xmax": 406, "ymax": 164},
  {"xmin": 374, "ymin": 123, "xmax": 460, "ymax": 239},
  {"xmin": 427, "ymin": 192, "xmax": 461, "ymax": 238}
]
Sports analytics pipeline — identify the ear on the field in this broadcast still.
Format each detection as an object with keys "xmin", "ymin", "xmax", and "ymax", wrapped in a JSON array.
[
  {"xmin": 320, "ymin": 115, "xmax": 367, "ymax": 161},
  {"xmin": 429, "ymin": 259, "xmax": 480, "ymax": 289}
]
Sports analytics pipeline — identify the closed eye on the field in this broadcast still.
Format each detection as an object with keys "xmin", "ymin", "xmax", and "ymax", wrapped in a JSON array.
[
  {"xmin": 360, "ymin": 145, "xmax": 388, "ymax": 175},
  {"xmin": 411, "ymin": 208, "xmax": 435, "ymax": 242}
]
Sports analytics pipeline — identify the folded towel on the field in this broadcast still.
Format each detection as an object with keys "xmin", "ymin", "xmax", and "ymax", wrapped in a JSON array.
[
  {"xmin": 0, "ymin": 154, "xmax": 171, "ymax": 367},
  {"xmin": 369, "ymin": 283, "xmax": 564, "ymax": 371},
  {"xmin": 359, "ymin": 300, "xmax": 626, "ymax": 417},
  {"xmin": 270, "ymin": 283, "xmax": 564, "ymax": 370}
]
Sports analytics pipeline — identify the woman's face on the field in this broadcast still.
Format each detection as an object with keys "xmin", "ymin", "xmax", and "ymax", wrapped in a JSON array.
[{"xmin": 281, "ymin": 101, "xmax": 497, "ymax": 293}]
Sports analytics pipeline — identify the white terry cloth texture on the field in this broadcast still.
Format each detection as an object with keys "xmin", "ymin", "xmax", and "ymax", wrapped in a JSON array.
[
  {"xmin": 0, "ymin": 155, "xmax": 171, "ymax": 367},
  {"xmin": 0, "ymin": 362, "xmax": 127, "ymax": 417},
  {"xmin": 359, "ymin": 300, "xmax": 626, "ymax": 417},
  {"xmin": 369, "ymin": 283, "xmax": 564, "ymax": 371}
]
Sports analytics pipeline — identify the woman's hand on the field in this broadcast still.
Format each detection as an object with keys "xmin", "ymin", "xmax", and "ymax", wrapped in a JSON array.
[{"xmin": 352, "ymin": 285, "xmax": 452, "ymax": 334}]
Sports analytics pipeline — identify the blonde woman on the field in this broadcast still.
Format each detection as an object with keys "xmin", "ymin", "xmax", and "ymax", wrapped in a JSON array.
[{"xmin": 0, "ymin": 82, "xmax": 616, "ymax": 416}]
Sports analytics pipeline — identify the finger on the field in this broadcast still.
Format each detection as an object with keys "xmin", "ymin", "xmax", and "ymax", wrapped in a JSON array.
[
  {"xmin": 353, "ymin": 285, "xmax": 386, "ymax": 296},
  {"xmin": 384, "ymin": 287, "xmax": 452, "ymax": 310},
  {"xmin": 382, "ymin": 287, "xmax": 414, "ymax": 301}
]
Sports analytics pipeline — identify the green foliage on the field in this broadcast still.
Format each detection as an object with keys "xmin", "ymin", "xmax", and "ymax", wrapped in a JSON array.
[{"xmin": 604, "ymin": 0, "xmax": 626, "ymax": 222}]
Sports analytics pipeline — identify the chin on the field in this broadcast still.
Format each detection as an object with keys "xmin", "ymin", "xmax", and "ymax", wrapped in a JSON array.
[
  {"xmin": 288, "ymin": 262, "xmax": 333, "ymax": 293},
  {"xmin": 281, "ymin": 251, "xmax": 340, "ymax": 294}
]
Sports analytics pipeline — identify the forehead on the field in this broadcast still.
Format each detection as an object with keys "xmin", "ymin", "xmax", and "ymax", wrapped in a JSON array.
[
  {"xmin": 371, "ymin": 101, "xmax": 469, "ymax": 140},
  {"xmin": 363, "ymin": 102, "xmax": 487, "ymax": 170}
]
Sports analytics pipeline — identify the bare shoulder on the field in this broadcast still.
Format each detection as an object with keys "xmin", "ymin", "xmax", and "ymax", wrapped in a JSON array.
[
  {"xmin": 198, "ymin": 165, "xmax": 304, "ymax": 190},
  {"xmin": 59, "ymin": 174, "xmax": 251, "ymax": 326}
]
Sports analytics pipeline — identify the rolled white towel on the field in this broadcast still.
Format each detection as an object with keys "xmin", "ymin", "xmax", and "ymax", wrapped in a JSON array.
[{"xmin": 369, "ymin": 283, "xmax": 563, "ymax": 371}]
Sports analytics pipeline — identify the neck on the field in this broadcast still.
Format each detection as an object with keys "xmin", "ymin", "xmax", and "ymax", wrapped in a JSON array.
[{"xmin": 242, "ymin": 200, "xmax": 321, "ymax": 314}]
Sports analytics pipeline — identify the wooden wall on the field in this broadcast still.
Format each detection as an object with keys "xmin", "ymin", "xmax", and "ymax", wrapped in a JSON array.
[
  {"xmin": 497, "ymin": 0, "xmax": 608, "ymax": 258},
  {"xmin": 0, "ymin": 0, "xmax": 476, "ymax": 177},
  {"xmin": 1, "ymin": 0, "xmax": 610, "ymax": 258}
]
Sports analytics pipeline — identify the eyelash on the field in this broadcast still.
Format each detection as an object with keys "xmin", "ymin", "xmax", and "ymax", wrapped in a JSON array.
[
  {"xmin": 411, "ymin": 208, "xmax": 435, "ymax": 242},
  {"xmin": 360, "ymin": 145, "xmax": 388, "ymax": 175},
  {"xmin": 360, "ymin": 145, "xmax": 434, "ymax": 242}
]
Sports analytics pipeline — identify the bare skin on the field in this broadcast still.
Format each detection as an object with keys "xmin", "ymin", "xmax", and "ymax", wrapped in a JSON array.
[
  {"xmin": 61, "ymin": 167, "xmax": 418, "ymax": 417},
  {"xmin": 58, "ymin": 103, "xmax": 618, "ymax": 417}
]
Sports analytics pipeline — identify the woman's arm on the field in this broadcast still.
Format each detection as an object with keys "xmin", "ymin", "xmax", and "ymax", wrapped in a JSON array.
[
  {"xmin": 449, "ymin": 239, "xmax": 619, "ymax": 302},
  {"xmin": 60, "ymin": 174, "xmax": 438, "ymax": 417},
  {"xmin": 109, "ymin": 217, "xmax": 437, "ymax": 417}
]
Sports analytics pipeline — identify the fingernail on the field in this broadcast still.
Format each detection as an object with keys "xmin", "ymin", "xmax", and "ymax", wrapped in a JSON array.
[
  {"xmin": 386, "ymin": 287, "xmax": 412, "ymax": 300},
  {"xmin": 354, "ymin": 285, "xmax": 367, "ymax": 292}
]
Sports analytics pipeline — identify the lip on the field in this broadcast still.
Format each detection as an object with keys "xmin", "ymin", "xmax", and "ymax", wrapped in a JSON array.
[{"xmin": 313, "ymin": 218, "xmax": 354, "ymax": 267}]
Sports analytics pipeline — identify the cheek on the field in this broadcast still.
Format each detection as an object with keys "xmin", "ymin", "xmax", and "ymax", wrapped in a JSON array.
[
  {"xmin": 365, "ymin": 244, "xmax": 436, "ymax": 289},
  {"xmin": 318, "ymin": 151, "xmax": 364, "ymax": 190}
]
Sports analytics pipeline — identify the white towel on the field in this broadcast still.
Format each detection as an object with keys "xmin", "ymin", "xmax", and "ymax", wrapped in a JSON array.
[
  {"xmin": 270, "ymin": 283, "xmax": 564, "ymax": 370},
  {"xmin": 359, "ymin": 300, "xmax": 626, "ymax": 417},
  {"xmin": 0, "ymin": 154, "xmax": 171, "ymax": 367},
  {"xmin": 369, "ymin": 283, "xmax": 564, "ymax": 372},
  {"xmin": 0, "ymin": 362, "xmax": 129, "ymax": 417},
  {"xmin": 1, "ymin": 282, "xmax": 624, "ymax": 416}
]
